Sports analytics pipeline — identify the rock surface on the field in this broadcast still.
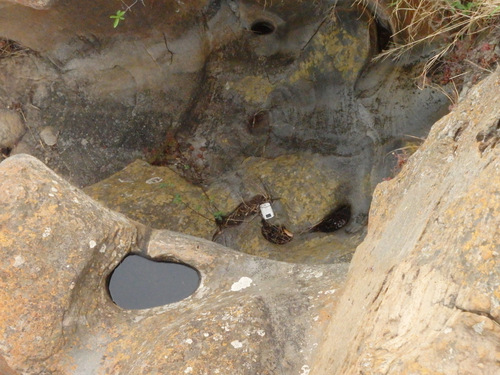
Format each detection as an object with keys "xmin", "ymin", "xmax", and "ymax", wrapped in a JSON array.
[
  {"xmin": 1, "ymin": 69, "xmax": 499, "ymax": 373},
  {"xmin": 0, "ymin": 154, "xmax": 348, "ymax": 374},
  {"xmin": 84, "ymin": 159, "xmax": 218, "ymax": 240},
  {"xmin": 85, "ymin": 153, "xmax": 365, "ymax": 264},
  {"xmin": 312, "ymin": 69, "xmax": 500, "ymax": 374},
  {"xmin": 0, "ymin": 109, "xmax": 25, "ymax": 148},
  {"xmin": 0, "ymin": 0, "xmax": 448, "ymax": 189}
]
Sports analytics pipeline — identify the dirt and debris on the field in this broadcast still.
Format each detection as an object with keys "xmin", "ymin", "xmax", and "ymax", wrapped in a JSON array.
[
  {"xmin": 0, "ymin": 38, "xmax": 35, "ymax": 59},
  {"xmin": 261, "ymin": 220, "xmax": 294, "ymax": 245}
]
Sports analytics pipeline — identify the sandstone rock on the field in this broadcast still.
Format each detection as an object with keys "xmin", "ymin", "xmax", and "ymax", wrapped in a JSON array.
[
  {"xmin": 0, "ymin": 109, "xmax": 25, "ymax": 148},
  {"xmin": 84, "ymin": 159, "xmax": 218, "ymax": 240},
  {"xmin": 0, "ymin": 154, "xmax": 349, "ymax": 374},
  {"xmin": 312, "ymin": 69, "xmax": 500, "ymax": 374}
]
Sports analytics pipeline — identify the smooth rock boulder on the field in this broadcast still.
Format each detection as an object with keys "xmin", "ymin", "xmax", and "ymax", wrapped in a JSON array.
[
  {"xmin": 0, "ymin": 154, "xmax": 349, "ymax": 374},
  {"xmin": 84, "ymin": 159, "xmax": 218, "ymax": 240}
]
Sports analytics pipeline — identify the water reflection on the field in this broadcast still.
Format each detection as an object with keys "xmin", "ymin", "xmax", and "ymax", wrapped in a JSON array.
[{"xmin": 108, "ymin": 255, "xmax": 200, "ymax": 309}]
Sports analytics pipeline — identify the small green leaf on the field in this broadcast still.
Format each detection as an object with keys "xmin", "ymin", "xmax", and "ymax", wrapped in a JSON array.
[
  {"xmin": 213, "ymin": 211, "xmax": 225, "ymax": 221},
  {"xmin": 110, "ymin": 10, "xmax": 126, "ymax": 28}
]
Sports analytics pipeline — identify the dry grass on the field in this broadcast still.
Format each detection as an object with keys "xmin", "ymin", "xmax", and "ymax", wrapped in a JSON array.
[
  {"xmin": 356, "ymin": 0, "xmax": 500, "ymax": 76},
  {"xmin": 0, "ymin": 38, "xmax": 32, "ymax": 59}
]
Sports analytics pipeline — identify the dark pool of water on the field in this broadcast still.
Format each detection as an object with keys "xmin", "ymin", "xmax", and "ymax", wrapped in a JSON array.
[{"xmin": 108, "ymin": 254, "xmax": 200, "ymax": 309}]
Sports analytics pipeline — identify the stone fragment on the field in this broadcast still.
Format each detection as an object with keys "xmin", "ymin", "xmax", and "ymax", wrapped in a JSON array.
[
  {"xmin": 39, "ymin": 126, "xmax": 58, "ymax": 146},
  {"xmin": 84, "ymin": 159, "xmax": 218, "ymax": 239},
  {"xmin": 10, "ymin": 141, "xmax": 34, "ymax": 156},
  {"xmin": 0, "ymin": 109, "xmax": 25, "ymax": 149}
]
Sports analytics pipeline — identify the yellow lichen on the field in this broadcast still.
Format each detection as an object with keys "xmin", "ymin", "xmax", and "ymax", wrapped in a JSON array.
[
  {"xmin": 289, "ymin": 25, "xmax": 368, "ymax": 84},
  {"xmin": 227, "ymin": 76, "xmax": 275, "ymax": 104}
]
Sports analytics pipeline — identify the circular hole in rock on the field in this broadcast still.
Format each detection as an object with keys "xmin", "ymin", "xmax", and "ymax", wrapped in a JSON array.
[
  {"xmin": 250, "ymin": 20, "xmax": 276, "ymax": 35},
  {"xmin": 108, "ymin": 254, "xmax": 200, "ymax": 310}
]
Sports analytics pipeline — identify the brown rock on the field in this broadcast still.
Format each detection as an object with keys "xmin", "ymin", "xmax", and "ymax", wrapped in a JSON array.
[{"xmin": 84, "ymin": 159, "xmax": 218, "ymax": 240}]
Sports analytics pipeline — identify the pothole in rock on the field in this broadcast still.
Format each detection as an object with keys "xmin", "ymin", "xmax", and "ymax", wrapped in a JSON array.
[
  {"xmin": 310, "ymin": 205, "xmax": 351, "ymax": 233},
  {"xmin": 108, "ymin": 255, "xmax": 200, "ymax": 310},
  {"xmin": 250, "ymin": 20, "xmax": 276, "ymax": 35}
]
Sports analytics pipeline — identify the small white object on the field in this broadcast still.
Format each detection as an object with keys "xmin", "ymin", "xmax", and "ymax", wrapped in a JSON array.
[
  {"xmin": 146, "ymin": 177, "xmax": 163, "ymax": 184},
  {"xmin": 231, "ymin": 340, "xmax": 243, "ymax": 349},
  {"xmin": 230, "ymin": 277, "xmax": 253, "ymax": 291},
  {"xmin": 13, "ymin": 255, "xmax": 25, "ymax": 267},
  {"xmin": 260, "ymin": 202, "xmax": 274, "ymax": 220}
]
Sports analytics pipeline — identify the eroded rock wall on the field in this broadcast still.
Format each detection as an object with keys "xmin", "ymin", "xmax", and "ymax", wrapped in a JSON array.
[
  {"xmin": 312, "ymin": 68, "xmax": 500, "ymax": 374},
  {"xmin": 0, "ymin": 0, "xmax": 448, "ymax": 189}
]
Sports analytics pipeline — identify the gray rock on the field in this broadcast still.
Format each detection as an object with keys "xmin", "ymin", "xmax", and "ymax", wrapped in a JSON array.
[
  {"xmin": 39, "ymin": 126, "xmax": 58, "ymax": 146},
  {"xmin": 0, "ymin": 109, "xmax": 25, "ymax": 149},
  {"xmin": 313, "ymin": 68, "xmax": 500, "ymax": 375}
]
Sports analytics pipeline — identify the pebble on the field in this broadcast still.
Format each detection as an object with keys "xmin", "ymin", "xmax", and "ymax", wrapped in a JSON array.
[
  {"xmin": 39, "ymin": 126, "xmax": 58, "ymax": 146},
  {"xmin": 0, "ymin": 109, "xmax": 26, "ymax": 148}
]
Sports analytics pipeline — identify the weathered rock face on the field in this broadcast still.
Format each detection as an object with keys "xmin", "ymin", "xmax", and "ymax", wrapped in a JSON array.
[
  {"xmin": 1, "ymin": 73, "xmax": 498, "ymax": 374},
  {"xmin": 1, "ymin": 1, "xmax": 497, "ymax": 374},
  {"xmin": 0, "ymin": 154, "xmax": 349, "ymax": 374},
  {"xmin": 85, "ymin": 153, "xmax": 365, "ymax": 264},
  {"xmin": 83, "ymin": 159, "xmax": 219, "ymax": 240},
  {"xmin": 312, "ymin": 69, "xmax": 500, "ymax": 374},
  {"xmin": 0, "ymin": 0, "xmax": 448, "ymax": 194}
]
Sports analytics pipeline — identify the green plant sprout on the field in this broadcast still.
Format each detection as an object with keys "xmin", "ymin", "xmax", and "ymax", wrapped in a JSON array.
[
  {"xmin": 213, "ymin": 211, "xmax": 225, "ymax": 222},
  {"xmin": 110, "ymin": 0, "xmax": 145, "ymax": 28},
  {"xmin": 159, "ymin": 182, "xmax": 174, "ymax": 189},
  {"xmin": 449, "ymin": 1, "xmax": 478, "ymax": 14},
  {"xmin": 110, "ymin": 10, "xmax": 126, "ymax": 28}
]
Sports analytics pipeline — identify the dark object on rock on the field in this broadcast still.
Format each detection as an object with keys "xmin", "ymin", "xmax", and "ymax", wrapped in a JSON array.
[
  {"xmin": 216, "ymin": 195, "xmax": 268, "ymax": 227},
  {"xmin": 261, "ymin": 219, "xmax": 294, "ymax": 245},
  {"xmin": 310, "ymin": 205, "xmax": 351, "ymax": 233}
]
